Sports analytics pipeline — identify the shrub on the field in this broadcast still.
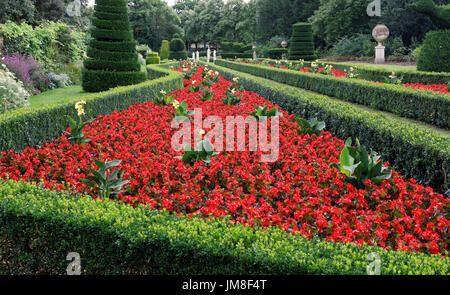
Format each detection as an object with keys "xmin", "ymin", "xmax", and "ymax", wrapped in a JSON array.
[
  {"xmin": 0, "ymin": 63, "xmax": 183, "ymax": 152},
  {"xmin": 215, "ymin": 59, "xmax": 450, "ymax": 128},
  {"xmin": 289, "ymin": 23, "xmax": 316, "ymax": 61},
  {"xmin": 267, "ymin": 48, "xmax": 288, "ymax": 59},
  {"xmin": 417, "ymin": 30, "xmax": 450, "ymax": 73},
  {"xmin": 0, "ymin": 21, "xmax": 86, "ymax": 71},
  {"xmin": 1, "ymin": 54, "xmax": 49, "ymax": 93},
  {"xmin": 169, "ymin": 37, "xmax": 188, "ymax": 60},
  {"xmin": 47, "ymin": 73, "xmax": 73, "ymax": 90},
  {"xmin": 331, "ymin": 34, "xmax": 374, "ymax": 58},
  {"xmin": 0, "ymin": 180, "xmax": 448, "ymax": 275},
  {"xmin": 82, "ymin": 0, "xmax": 146, "ymax": 92},
  {"xmin": 289, "ymin": 60, "xmax": 450, "ymax": 84},
  {"xmin": 146, "ymin": 52, "xmax": 160, "ymax": 65},
  {"xmin": 160, "ymin": 40, "xmax": 170, "ymax": 60},
  {"xmin": 221, "ymin": 41, "xmax": 252, "ymax": 59},
  {"xmin": 0, "ymin": 64, "xmax": 30, "ymax": 113}
]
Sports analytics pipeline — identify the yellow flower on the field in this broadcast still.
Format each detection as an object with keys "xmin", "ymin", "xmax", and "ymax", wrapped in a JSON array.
[
  {"xmin": 198, "ymin": 129, "xmax": 206, "ymax": 136},
  {"xmin": 192, "ymin": 80, "xmax": 197, "ymax": 85},
  {"xmin": 231, "ymin": 88, "xmax": 236, "ymax": 94},
  {"xmin": 232, "ymin": 77, "xmax": 239, "ymax": 83},
  {"xmin": 75, "ymin": 100, "xmax": 86, "ymax": 117},
  {"xmin": 160, "ymin": 90, "xmax": 166, "ymax": 95},
  {"xmin": 172, "ymin": 100, "xmax": 180, "ymax": 109}
]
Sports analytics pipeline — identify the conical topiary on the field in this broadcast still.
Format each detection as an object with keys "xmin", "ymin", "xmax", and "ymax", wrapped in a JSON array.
[
  {"xmin": 288, "ymin": 22, "xmax": 316, "ymax": 61},
  {"xmin": 82, "ymin": 0, "xmax": 147, "ymax": 92}
]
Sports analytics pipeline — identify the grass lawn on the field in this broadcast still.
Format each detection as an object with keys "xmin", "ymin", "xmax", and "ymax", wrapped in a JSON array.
[{"xmin": 28, "ymin": 86, "xmax": 89, "ymax": 108}]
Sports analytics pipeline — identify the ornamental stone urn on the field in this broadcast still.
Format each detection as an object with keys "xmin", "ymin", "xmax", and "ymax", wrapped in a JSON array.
[
  {"xmin": 281, "ymin": 40, "xmax": 288, "ymax": 60},
  {"xmin": 252, "ymin": 45, "xmax": 257, "ymax": 59},
  {"xmin": 372, "ymin": 24, "xmax": 389, "ymax": 64}
]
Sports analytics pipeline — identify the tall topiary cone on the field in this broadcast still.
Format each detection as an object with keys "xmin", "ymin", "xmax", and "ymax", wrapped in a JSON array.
[
  {"xmin": 82, "ymin": 0, "xmax": 147, "ymax": 92},
  {"xmin": 289, "ymin": 22, "xmax": 316, "ymax": 61}
]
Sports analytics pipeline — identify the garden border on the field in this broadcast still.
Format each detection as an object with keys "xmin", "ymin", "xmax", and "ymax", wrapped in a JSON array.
[
  {"xmin": 0, "ymin": 180, "xmax": 448, "ymax": 275},
  {"xmin": 0, "ymin": 62, "xmax": 184, "ymax": 152},
  {"xmin": 203, "ymin": 61, "xmax": 450, "ymax": 192},
  {"xmin": 215, "ymin": 59, "xmax": 450, "ymax": 128},
  {"xmin": 265, "ymin": 59, "xmax": 450, "ymax": 84}
]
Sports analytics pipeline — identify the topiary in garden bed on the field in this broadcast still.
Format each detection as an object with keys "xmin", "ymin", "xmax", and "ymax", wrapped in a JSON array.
[
  {"xmin": 160, "ymin": 40, "xmax": 170, "ymax": 60},
  {"xmin": 411, "ymin": 0, "xmax": 450, "ymax": 72},
  {"xmin": 169, "ymin": 35, "xmax": 188, "ymax": 60},
  {"xmin": 82, "ymin": 0, "xmax": 147, "ymax": 92},
  {"xmin": 416, "ymin": 30, "xmax": 450, "ymax": 72},
  {"xmin": 288, "ymin": 22, "xmax": 317, "ymax": 61},
  {"xmin": 146, "ymin": 52, "xmax": 160, "ymax": 65}
]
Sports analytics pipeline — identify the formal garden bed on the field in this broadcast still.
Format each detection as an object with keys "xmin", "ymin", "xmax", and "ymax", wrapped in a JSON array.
[
  {"xmin": 1, "ymin": 0, "xmax": 449, "ymax": 277},
  {"xmin": 1, "ymin": 62, "xmax": 448, "ymax": 274}
]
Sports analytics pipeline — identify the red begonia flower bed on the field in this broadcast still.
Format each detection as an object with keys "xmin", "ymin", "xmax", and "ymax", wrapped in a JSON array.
[{"xmin": 0, "ymin": 65, "xmax": 448, "ymax": 255}]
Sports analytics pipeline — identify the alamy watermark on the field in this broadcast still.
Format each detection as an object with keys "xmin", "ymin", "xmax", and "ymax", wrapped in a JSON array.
[
  {"xmin": 66, "ymin": 0, "xmax": 82, "ymax": 17},
  {"xmin": 367, "ymin": 252, "xmax": 381, "ymax": 275},
  {"xmin": 367, "ymin": 0, "xmax": 381, "ymax": 17},
  {"xmin": 66, "ymin": 252, "xmax": 81, "ymax": 275}
]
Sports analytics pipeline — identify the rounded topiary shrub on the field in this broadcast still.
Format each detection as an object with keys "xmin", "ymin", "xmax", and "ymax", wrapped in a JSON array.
[
  {"xmin": 160, "ymin": 40, "xmax": 170, "ymax": 60},
  {"xmin": 146, "ymin": 52, "xmax": 160, "ymax": 65},
  {"xmin": 169, "ymin": 37, "xmax": 188, "ymax": 60},
  {"xmin": 289, "ymin": 22, "xmax": 317, "ymax": 61},
  {"xmin": 82, "ymin": 0, "xmax": 147, "ymax": 92},
  {"xmin": 417, "ymin": 29, "xmax": 450, "ymax": 73}
]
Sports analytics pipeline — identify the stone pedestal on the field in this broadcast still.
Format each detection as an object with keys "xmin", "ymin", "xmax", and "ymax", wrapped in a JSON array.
[
  {"xmin": 207, "ymin": 48, "xmax": 211, "ymax": 63},
  {"xmin": 213, "ymin": 50, "xmax": 216, "ymax": 63},
  {"xmin": 196, "ymin": 51, "xmax": 199, "ymax": 62},
  {"xmin": 375, "ymin": 44, "xmax": 385, "ymax": 64}
]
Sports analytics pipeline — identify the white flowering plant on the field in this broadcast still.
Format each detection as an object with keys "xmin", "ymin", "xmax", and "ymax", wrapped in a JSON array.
[{"xmin": 0, "ymin": 64, "xmax": 30, "ymax": 114}]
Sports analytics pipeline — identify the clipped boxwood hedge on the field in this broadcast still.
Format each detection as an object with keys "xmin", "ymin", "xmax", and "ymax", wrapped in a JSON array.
[
  {"xmin": 279, "ymin": 59, "xmax": 450, "ymax": 84},
  {"xmin": 215, "ymin": 59, "xmax": 450, "ymax": 128},
  {"xmin": 0, "ymin": 63, "xmax": 183, "ymax": 153},
  {"xmin": 0, "ymin": 180, "xmax": 448, "ymax": 275},
  {"xmin": 203, "ymin": 61, "xmax": 450, "ymax": 192}
]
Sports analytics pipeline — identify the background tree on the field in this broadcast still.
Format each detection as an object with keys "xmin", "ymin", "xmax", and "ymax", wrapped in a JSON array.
[
  {"xmin": 0, "ymin": 0, "xmax": 36, "ymax": 24},
  {"xmin": 128, "ymin": 0, "xmax": 183, "ymax": 51},
  {"xmin": 0, "ymin": 0, "xmax": 92, "ymax": 30}
]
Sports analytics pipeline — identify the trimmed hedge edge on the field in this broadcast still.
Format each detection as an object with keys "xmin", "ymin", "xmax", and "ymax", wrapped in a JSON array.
[
  {"xmin": 0, "ymin": 180, "xmax": 448, "ymax": 275},
  {"xmin": 202, "ymin": 61, "xmax": 450, "ymax": 192},
  {"xmin": 0, "ymin": 62, "xmax": 184, "ymax": 153},
  {"xmin": 215, "ymin": 59, "xmax": 450, "ymax": 128}
]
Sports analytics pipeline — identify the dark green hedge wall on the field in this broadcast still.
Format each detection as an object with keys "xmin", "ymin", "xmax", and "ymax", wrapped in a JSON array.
[{"xmin": 1, "ymin": 180, "xmax": 448, "ymax": 275}]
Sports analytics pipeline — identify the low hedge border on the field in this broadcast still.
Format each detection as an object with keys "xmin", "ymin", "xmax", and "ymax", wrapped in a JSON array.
[
  {"xmin": 202, "ymin": 62, "xmax": 450, "ymax": 192},
  {"xmin": 215, "ymin": 59, "xmax": 450, "ymax": 128},
  {"xmin": 268, "ymin": 59, "xmax": 450, "ymax": 84},
  {"xmin": 0, "ymin": 180, "xmax": 448, "ymax": 275},
  {"xmin": 0, "ymin": 62, "xmax": 183, "ymax": 153}
]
